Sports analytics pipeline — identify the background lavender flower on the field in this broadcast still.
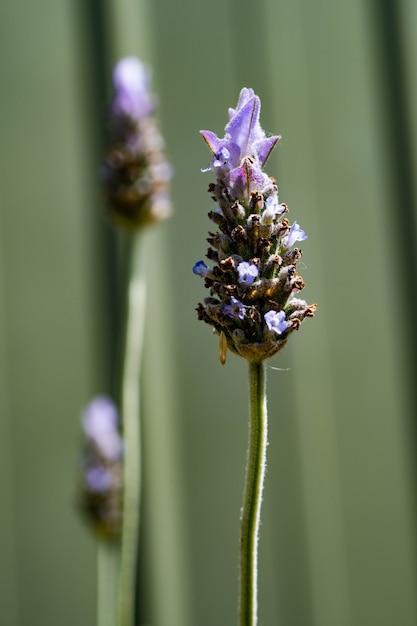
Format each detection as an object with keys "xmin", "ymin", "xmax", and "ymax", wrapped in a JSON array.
[
  {"xmin": 79, "ymin": 396, "xmax": 123, "ymax": 538},
  {"xmin": 195, "ymin": 88, "xmax": 316, "ymax": 363},
  {"xmin": 101, "ymin": 56, "xmax": 172, "ymax": 229}
]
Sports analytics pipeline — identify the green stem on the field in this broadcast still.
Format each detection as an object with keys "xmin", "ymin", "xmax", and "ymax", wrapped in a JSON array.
[
  {"xmin": 239, "ymin": 361, "xmax": 268, "ymax": 626},
  {"xmin": 97, "ymin": 540, "xmax": 120, "ymax": 626},
  {"xmin": 117, "ymin": 233, "xmax": 147, "ymax": 626}
]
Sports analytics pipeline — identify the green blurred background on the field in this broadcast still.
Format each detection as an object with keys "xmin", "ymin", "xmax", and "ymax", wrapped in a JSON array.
[{"xmin": 1, "ymin": 0, "xmax": 417, "ymax": 624}]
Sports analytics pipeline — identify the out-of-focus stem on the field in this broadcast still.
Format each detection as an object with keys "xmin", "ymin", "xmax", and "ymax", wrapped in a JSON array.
[
  {"xmin": 98, "ymin": 541, "xmax": 120, "ymax": 626},
  {"xmin": 117, "ymin": 233, "xmax": 147, "ymax": 626}
]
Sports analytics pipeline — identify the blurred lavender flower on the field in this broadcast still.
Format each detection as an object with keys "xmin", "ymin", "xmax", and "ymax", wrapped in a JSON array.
[
  {"xmin": 195, "ymin": 88, "xmax": 316, "ymax": 363},
  {"xmin": 101, "ymin": 56, "xmax": 172, "ymax": 229},
  {"xmin": 79, "ymin": 396, "xmax": 123, "ymax": 538}
]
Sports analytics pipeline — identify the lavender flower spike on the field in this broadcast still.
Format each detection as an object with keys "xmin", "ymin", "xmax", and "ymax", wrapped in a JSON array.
[
  {"xmin": 79, "ymin": 396, "xmax": 123, "ymax": 537},
  {"xmin": 196, "ymin": 88, "xmax": 316, "ymax": 363},
  {"xmin": 195, "ymin": 88, "xmax": 317, "ymax": 626},
  {"xmin": 101, "ymin": 56, "xmax": 172, "ymax": 229}
]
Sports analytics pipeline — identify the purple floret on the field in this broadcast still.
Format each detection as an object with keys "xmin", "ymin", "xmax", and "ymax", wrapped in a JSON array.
[
  {"xmin": 264, "ymin": 310, "xmax": 288, "ymax": 335},
  {"xmin": 222, "ymin": 297, "xmax": 245, "ymax": 320}
]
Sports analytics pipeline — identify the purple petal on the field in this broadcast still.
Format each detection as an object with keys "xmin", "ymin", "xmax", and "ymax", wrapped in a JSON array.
[
  {"xmin": 254, "ymin": 135, "xmax": 281, "ymax": 166},
  {"xmin": 227, "ymin": 89, "xmax": 255, "ymax": 121},
  {"xmin": 225, "ymin": 95, "xmax": 262, "ymax": 157},
  {"xmin": 281, "ymin": 221, "xmax": 308, "ymax": 249},
  {"xmin": 200, "ymin": 130, "xmax": 222, "ymax": 156},
  {"xmin": 261, "ymin": 195, "xmax": 286, "ymax": 223},
  {"xmin": 224, "ymin": 165, "xmax": 247, "ymax": 199},
  {"xmin": 212, "ymin": 142, "xmax": 240, "ymax": 169},
  {"xmin": 235, "ymin": 88, "xmax": 256, "ymax": 110}
]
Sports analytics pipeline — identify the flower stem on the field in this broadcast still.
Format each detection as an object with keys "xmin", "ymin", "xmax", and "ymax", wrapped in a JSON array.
[
  {"xmin": 239, "ymin": 361, "xmax": 268, "ymax": 626},
  {"xmin": 117, "ymin": 233, "xmax": 147, "ymax": 626},
  {"xmin": 98, "ymin": 540, "xmax": 120, "ymax": 626}
]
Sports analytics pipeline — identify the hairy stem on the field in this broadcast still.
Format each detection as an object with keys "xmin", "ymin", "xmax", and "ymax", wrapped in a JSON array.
[{"xmin": 239, "ymin": 361, "xmax": 268, "ymax": 626}]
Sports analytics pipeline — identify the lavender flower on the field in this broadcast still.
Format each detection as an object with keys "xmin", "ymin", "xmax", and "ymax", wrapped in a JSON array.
[
  {"xmin": 222, "ymin": 297, "xmax": 246, "ymax": 320},
  {"xmin": 237, "ymin": 262, "xmax": 258, "ymax": 286},
  {"xmin": 195, "ymin": 88, "xmax": 316, "ymax": 363},
  {"xmin": 193, "ymin": 260, "xmax": 211, "ymax": 276},
  {"xmin": 79, "ymin": 396, "xmax": 123, "ymax": 538},
  {"xmin": 101, "ymin": 56, "xmax": 172, "ymax": 229},
  {"xmin": 281, "ymin": 221, "xmax": 308, "ymax": 249},
  {"xmin": 264, "ymin": 310, "xmax": 288, "ymax": 335},
  {"xmin": 261, "ymin": 196, "xmax": 286, "ymax": 224}
]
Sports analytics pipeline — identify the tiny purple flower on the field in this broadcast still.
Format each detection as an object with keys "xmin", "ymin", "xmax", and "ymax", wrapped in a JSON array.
[
  {"xmin": 212, "ymin": 147, "xmax": 231, "ymax": 168},
  {"xmin": 281, "ymin": 221, "xmax": 307, "ymax": 249},
  {"xmin": 237, "ymin": 262, "xmax": 258, "ymax": 286},
  {"xmin": 222, "ymin": 297, "xmax": 245, "ymax": 320},
  {"xmin": 82, "ymin": 396, "xmax": 123, "ymax": 461},
  {"xmin": 193, "ymin": 260, "xmax": 210, "ymax": 276},
  {"xmin": 261, "ymin": 195, "xmax": 286, "ymax": 224},
  {"xmin": 112, "ymin": 56, "xmax": 153, "ymax": 120},
  {"xmin": 264, "ymin": 310, "xmax": 288, "ymax": 335}
]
